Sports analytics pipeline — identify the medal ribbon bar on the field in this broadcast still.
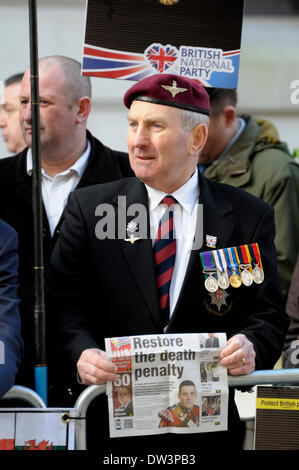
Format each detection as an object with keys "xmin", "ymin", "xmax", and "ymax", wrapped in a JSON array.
[
  {"xmin": 199, "ymin": 243, "xmax": 264, "ymax": 290},
  {"xmin": 200, "ymin": 251, "xmax": 218, "ymax": 292}
]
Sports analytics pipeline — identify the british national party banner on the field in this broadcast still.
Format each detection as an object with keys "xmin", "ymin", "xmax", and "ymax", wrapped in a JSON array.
[{"xmin": 82, "ymin": 0, "xmax": 244, "ymax": 88}]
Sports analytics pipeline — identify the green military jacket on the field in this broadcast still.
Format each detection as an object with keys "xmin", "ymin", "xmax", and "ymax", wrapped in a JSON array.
[{"xmin": 203, "ymin": 115, "xmax": 299, "ymax": 299}]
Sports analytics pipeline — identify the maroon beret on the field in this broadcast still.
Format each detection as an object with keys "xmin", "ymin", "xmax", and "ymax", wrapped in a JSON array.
[{"xmin": 124, "ymin": 74, "xmax": 210, "ymax": 115}]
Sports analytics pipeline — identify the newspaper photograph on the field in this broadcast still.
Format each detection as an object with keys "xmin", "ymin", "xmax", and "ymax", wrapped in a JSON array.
[{"xmin": 105, "ymin": 333, "xmax": 228, "ymax": 438}]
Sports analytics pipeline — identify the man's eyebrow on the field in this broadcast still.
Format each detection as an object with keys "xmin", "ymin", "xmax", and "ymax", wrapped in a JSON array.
[
  {"xmin": 19, "ymin": 93, "xmax": 55, "ymax": 101},
  {"xmin": 128, "ymin": 115, "xmax": 168, "ymax": 123}
]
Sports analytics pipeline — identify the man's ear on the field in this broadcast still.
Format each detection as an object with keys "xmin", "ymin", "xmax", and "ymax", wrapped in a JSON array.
[
  {"xmin": 223, "ymin": 105, "xmax": 236, "ymax": 128},
  {"xmin": 75, "ymin": 96, "xmax": 92, "ymax": 124},
  {"xmin": 189, "ymin": 122, "xmax": 208, "ymax": 157}
]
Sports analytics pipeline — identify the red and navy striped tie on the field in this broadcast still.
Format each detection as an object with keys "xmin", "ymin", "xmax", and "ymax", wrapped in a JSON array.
[{"xmin": 153, "ymin": 195, "xmax": 177, "ymax": 327}]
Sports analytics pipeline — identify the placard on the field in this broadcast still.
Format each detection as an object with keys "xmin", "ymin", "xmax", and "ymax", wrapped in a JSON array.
[{"xmin": 82, "ymin": 0, "xmax": 244, "ymax": 88}]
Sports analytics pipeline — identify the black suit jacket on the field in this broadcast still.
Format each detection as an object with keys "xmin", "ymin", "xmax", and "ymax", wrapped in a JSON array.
[
  {"xmin": 0, "ymin": 220, "xmax": 23, "ymax": 398},
  {"xmin": 0, "ymin": 131, "xmax": 134, "ymax": 392},
  {"xmin": 46, "ymin": 174, "xmax": 289, "ymax": 450}
]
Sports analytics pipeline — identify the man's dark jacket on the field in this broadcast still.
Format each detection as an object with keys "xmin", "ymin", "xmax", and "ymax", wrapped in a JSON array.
[
  {"xmin": 0, "ymin": 219, "xmax": 23, "ymax": 398},
  {"xmin": 46, "ymin": 173, "xmax": 289, "ymax": 450},
  {"xmin": 0, "ymin": 131, "xmax": 134, "ymax": 398}
]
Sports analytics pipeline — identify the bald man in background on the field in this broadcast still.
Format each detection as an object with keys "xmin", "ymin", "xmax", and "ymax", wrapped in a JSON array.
[{"xmin": 0, "ymin": 55, "xmax": 133, "ymax": 402}]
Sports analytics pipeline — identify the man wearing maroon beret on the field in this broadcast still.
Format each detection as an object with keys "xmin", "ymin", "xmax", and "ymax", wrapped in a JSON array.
[{"xmin": 46, "ymin": 74, "xmax": 289, "ymax": 452}]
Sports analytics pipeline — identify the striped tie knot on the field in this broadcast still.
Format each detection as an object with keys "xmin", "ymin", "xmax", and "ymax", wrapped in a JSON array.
[
  {"xmin": 154, "ymin": 195, "xmax": 177, "ymax": 327},
  {"xmin": 162, "ymin": 195, "xmax": 177, "ymax": 208}
]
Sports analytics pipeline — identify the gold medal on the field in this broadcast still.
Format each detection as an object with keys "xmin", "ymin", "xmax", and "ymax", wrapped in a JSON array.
[
  {"xmin": 226, "ymin": 247, "xmax": 241, "ymax": 288},
  {"xmin": 229, "ymin": 272, "xmax": 242, "ymax": 288}
]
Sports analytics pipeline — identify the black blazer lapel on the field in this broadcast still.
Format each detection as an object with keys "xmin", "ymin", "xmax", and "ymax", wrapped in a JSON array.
[
  {"xmin": 14, "ymin": 149, "xmax": 53, "ymax": 256},
  {"xmin": 198, "ymin": 174, "xmax": 235, "ymax": 251},
  {"xmin": 113, "ymin": 179, "xmax": 162, "ymax": 330},
  {"xmin": 14, "ymin": 150, "xmax": 33, "ymax": 207}
]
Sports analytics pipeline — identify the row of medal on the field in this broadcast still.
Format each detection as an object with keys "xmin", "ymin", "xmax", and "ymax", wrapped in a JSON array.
[{"xmin": 199, "ymin": 243, "xmax": 264, "ymax": 293}]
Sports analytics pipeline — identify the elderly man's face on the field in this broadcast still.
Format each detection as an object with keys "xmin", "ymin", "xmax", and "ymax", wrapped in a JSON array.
[
  {"xmin": 178, "ymin": 385, "xmax": 197, "ymax": 409},
  {"xmin": 127, "ymin": 100, "xmax": 202, "ymax": 193},
  {"xmin": 19, "ymin": 63, "xmax": 78, "ymax": 152},
  {"xmin": 0, "ymin": 82, "xmax": 25, "ymax": 154}
]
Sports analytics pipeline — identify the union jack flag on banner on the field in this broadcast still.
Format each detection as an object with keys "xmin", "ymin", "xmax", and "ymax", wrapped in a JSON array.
[{"xmin": 145, "ymin": 44, "xmax": 178, "ymax": 74}]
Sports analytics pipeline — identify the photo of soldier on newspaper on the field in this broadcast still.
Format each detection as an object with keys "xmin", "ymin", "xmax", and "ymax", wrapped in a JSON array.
[{"xmin": 158, "ymin": 380, "xmax": 200, "ymax": 428}]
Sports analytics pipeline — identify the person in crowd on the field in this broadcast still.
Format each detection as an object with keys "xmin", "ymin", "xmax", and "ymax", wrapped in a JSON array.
[
  {"xmin": 46, "ymin": 73, "xmax": 289, "ymax": 451},
  {"xmin": 0, "ymin": 219, "xmax": 23, "ymax": 398},
  {"xmin": 0, "ymin": 73, "xmax": 26, "ymax": 154},
  {"xmin": 0, "ymin": 55, "xmax": 133, "ymax": 402},
  {"xmin": 199, "ymin": 88, "xmax": 299, "ymax": 301}
]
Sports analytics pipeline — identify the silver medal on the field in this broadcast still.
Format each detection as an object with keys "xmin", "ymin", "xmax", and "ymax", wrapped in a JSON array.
[
  {"xmin": 217, "ymin": 273, "xmax": 230, "ymax": 290},
  {"xmin": 252, "ymin": 266, "xmax": 264, "ymax": 284},
  {"xmin": 205, "ymin": 274, "xmax": 219, "ymax": 293},
  {"xmin": 241, "ymin": 268, "xmax": 253, "ymax": 286}
]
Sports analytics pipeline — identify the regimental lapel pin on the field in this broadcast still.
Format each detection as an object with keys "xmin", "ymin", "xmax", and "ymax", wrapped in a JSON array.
[
  {"xmin": 206, "ymin": 235, "xmax": 217, "ymax": 248},
  {"xmin": 161, "ymin": 80, "xmax": 188, "ymax": 98},
  {"xmin": 125, "ymin": 220, "xmax": 141, "ymax": 244},
  {"xmin": 209, "ymin": 288, "xmax": 229, "ymax": 312}
]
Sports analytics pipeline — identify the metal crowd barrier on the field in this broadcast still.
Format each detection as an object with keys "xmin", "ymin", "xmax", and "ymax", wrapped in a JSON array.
[
  {"xmin": 74, "ymin": 369, "xmax": 299, "ymax": 450},
  {"xmin": 2, "ymin": 385, "xmax": 47, "ymax": 408}
]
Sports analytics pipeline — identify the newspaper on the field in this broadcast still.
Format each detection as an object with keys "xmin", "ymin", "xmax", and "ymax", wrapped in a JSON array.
[{"xmin": 105, "ymin": 333, "xmax": 228, "ymax": 438}]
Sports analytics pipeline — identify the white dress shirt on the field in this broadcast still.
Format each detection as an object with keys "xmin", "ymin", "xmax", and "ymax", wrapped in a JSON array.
[
  {"xmin": 27, "ymin": 141, "xmax": 91, "ymax": 235},
  {"xmin": 145, "ymin": 169, "xmax": 199, "ymax": 317}
]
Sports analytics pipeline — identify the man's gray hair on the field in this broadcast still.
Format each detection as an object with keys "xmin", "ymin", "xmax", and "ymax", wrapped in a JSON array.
[
  {"xmin": 39, "ymin": 55, "xmax": 92, "ymax": 105},
  {"xmin": 179, "ymin": 108, "xmax": 209, "ymax": 132}
]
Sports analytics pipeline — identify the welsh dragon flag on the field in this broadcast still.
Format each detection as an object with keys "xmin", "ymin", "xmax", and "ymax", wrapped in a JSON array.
[{"xmin": 0, "ymin": 409, "xmax": 75, "ymax": 450}]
